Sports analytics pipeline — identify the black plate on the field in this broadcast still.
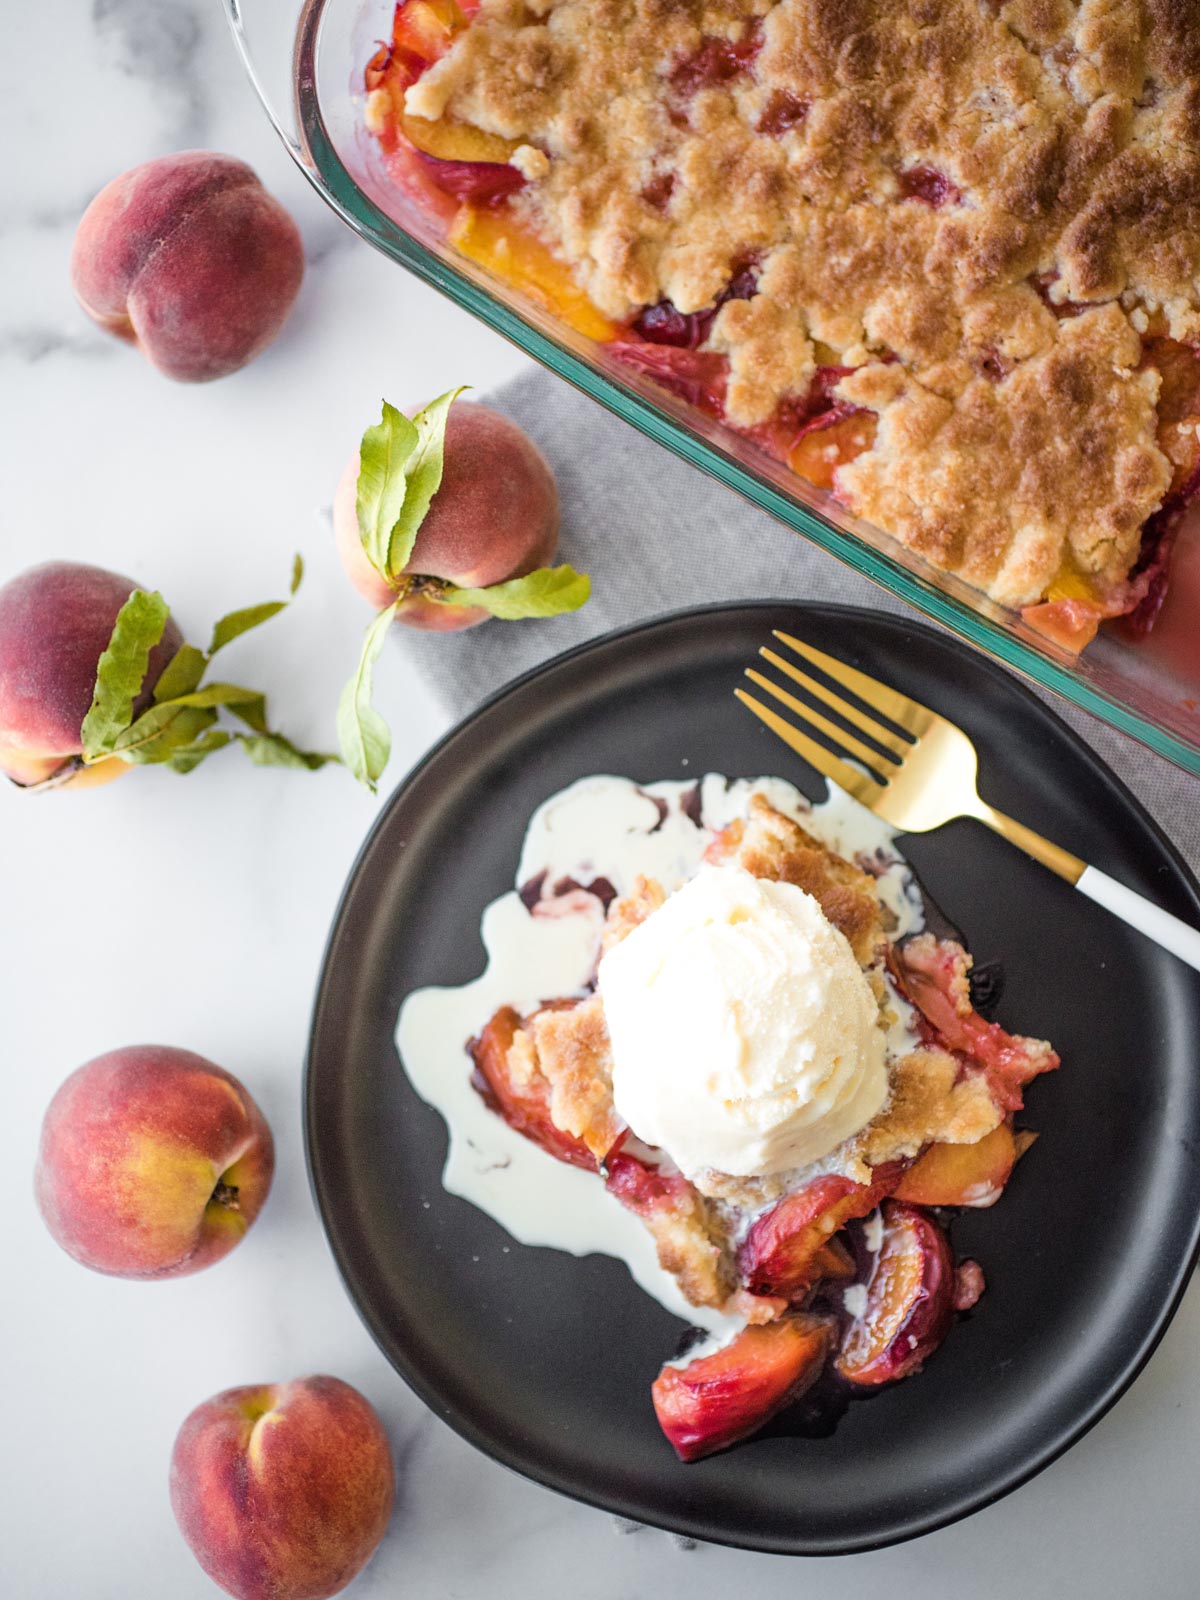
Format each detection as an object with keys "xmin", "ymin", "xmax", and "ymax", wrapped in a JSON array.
[{"xmin": 306, "ymin": 602, "xmax": 1200, "ymax": 1555}]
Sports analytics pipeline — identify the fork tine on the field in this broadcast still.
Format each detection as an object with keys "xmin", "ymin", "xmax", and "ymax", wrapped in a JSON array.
[
  {"xmin": 744, "ymin": 669, "xmax": 894, "ymax": 777},
  {"xmin": 758, "ymin": 648, "xmax": 911, "ymax": 759},
  {"xmin": 735, "ymin": 688, "xmax": 885, "ymax": 809},
  {"xmin": 772, "ymin": 631, "xmax": 934, "ymax": 738}
]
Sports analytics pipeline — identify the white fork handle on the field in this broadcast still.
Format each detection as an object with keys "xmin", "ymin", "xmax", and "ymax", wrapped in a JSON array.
[{"xmin": 1076, "ymin": 866, "xmax": 1200, "ymax": 973}]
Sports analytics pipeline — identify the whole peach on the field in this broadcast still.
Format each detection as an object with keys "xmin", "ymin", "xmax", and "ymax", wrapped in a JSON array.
[
  {"xmin": 71, "ymin": 151, "xmax": 304, "ymax": 382},
  {"xmin": 334, "ymin": 401, "xmax": 560, "ymax": 629},
  {"xmin": 171, "ymin": 1375, "xmax": 395, "ymax": 1600},
  {"xmin": 0, "ymin": 561, "xmax": 183, "ymax": 788},
  {"xmin": 35, "ymin": 1045, "xmax": 274, "ymax": 1278}
]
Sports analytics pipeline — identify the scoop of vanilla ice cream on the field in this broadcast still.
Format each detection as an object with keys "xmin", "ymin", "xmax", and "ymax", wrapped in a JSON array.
[{"xmin": 597, "ymin": 864, "xmax": 886, "ymax": 1178}]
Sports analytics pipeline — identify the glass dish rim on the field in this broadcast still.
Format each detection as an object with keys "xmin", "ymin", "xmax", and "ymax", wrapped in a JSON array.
[{"xmin": 224, "ymin": 0, "xmax": 1200, "ymax": 778}]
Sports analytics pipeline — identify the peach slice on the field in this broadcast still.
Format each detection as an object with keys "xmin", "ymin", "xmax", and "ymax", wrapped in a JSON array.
[
  {"xmin": 790, "ymin": 409, "xmax": 877, "ymax": 491},
  {"xmin": 891, "ymin": 935, "xmax": 1059, "ymax": 1113},
  {"xmin": 892, "ymin": 1122, "xmax": 1022, "ymax": 1208},
  {"xmin": 394, "ymin": 0, "xmax": 467, "ymax": 59},
  {"xmin": 469, "ymin": 1006, "xmax": 598, "ymax": 1170},
  {"xmin": 836, "ymin": 1201, "xmax": 956, "ymax": 1386},
  {"xmin": 737, "ymin": 1162, "xmax": 906, "ymax": 1301},
  {"xmin": 810, "ymin": 1235, "xmax": 857, "ymax": 1281},
  {"xmin": 652, "ymin": 1315, "xmax": 833, "ymax": 1462},
  {"xmin": 603, "ymin": 1148, "xmax": 694, "ymax": 1214},
  {"xmin": 607, "ymin": 342, "xmax": 729, "ymax": 418},
  {"xmin": 401, "ymin": 111, "xmax": 519, "ymax": 166},
  {"xmin": 450, "ymin": 207, "xmax": 620, "ymax": 342}
]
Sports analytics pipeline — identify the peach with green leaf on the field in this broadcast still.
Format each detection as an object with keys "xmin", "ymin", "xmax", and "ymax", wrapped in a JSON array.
[
  {"xmin": 0, "ymin": 556, "xmax": 334, "ymax": 789},
  {"xmin": 34, "ymin": 1045, "xmax": 274, "ymax": 1279},
  {"xmin": 333, "ymin": 397, "xmax": 566, "ymax": 628},
  {"xmin": 170, "ymin": 1375, "xmax": 394, "ymax": 1600},
  {"xmin": 336, "ymin": 389, "xmax": 590, "ymax": 789},
  {"xmin": 0, "ymin": 561, "xmax": 183, "ymax": 788}
]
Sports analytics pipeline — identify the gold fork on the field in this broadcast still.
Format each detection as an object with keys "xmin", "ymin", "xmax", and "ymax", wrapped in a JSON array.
[{"xmin": 737, "ymin": 630, "xmax": 1200, "ymax": 973}]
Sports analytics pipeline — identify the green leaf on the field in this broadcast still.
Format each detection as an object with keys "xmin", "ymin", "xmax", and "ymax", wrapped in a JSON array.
[
  {"xmin": 385, "ymin": 387, "xmax": 467, "ymax": 575},
  {"xmin": 165, "ymin": 730, "xmax": 232, "ymax": 774},
  {"xmin": 440, "ymin": 564, "xmax": 591, "ymax": 620},
  {"xmin": 337, "ymin": 603, "xmax": 397, "ymax": 792},
  {"xmin": 116, "ymin": 705, "xmax": 220, "ymax": 764},
  {"xmin": 235, "ymin": 732, "xmax": 339, "ymax": 770},
  {"xmin": 208, "ymin": 599, "xmax": 288, "ymax": 657},
  {"xmin": 153, "ymin": 643, "xmax": 208, "ymax": 703},
  {"xmin": 207, "ymin": 554, "xmax": 305, "ymax": 656},
  {"xmin": 129, "ymin": 681, "xmax": 270, "ymax": 742},
  {"xmin": 80, "ymin": 589, "xmax": 170, "ymax": 760},
  {"xmin": 356, "ymin": 402, "xmax": 419, "ymax": 578}
]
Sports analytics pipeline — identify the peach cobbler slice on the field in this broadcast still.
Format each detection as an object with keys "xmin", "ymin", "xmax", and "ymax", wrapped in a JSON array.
[{"xmin": 468, "ymin": 795, "xmax": 1058, "ymax": 1459}]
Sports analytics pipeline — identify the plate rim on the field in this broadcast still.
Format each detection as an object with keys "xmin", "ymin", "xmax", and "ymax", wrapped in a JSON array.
[{"xmin": 305, "ymin": 598, "xmax": 1200, "ymax": 1556}]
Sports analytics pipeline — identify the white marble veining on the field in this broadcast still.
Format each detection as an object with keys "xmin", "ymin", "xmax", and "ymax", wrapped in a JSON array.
[{"xmin": 2, "ymin": 3, "xmax": 1200, "ymax": 1597}]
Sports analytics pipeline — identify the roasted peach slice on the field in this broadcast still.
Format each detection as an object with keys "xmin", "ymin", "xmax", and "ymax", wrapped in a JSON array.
[
  {"xmin": 737, "ymin": 1163, "xmax": 905, "ymax": 1301},
  {"xmin": 892, "ymin": 936, "xmax": 1058, "ymax": 1113},
  {"xmin": 468, "ymin": 1006, "xmax": 597, "ymax": 1171},
  {"xmin": 607, "ymin": 342, "xmax": 729, "ymax": 418},
  {"xmin": 630, "ymin": 262, "xmax": 759, "ymax": 350},
  {"xmin": 790, "ymin": 408, "xmax": 877, "ymax": 491},
  {"xmin": 401, "ymin": 112, "xmax": 520, "ymax": 167},
  {"xmin": 892, "ymin": 1123, "xmax": 1027, "ymax": 1208},
  {"xmin": 603, "ymin": 1147, "xmax": 693, "ymax": 1214},
  {"xmin": 652, "ymin": 1315, "xmax": 833, "ymax": 1461},
  {"xmin": 897, "ymin": 165, "xmax": 963, "ymax": 207},
  {"xmin": 836, "ymin": 1201, "xmax": 956, "ymax": 1386},
  {"xmin": 810, "ymin": 1235, "xmax": 856, "ymax": 1282},
  {"xmin": 392, "ymin": 0, "xmax": 468, "ymax": 68},
  {"xmin": 413, "ymin": 151, "xmax": 526, "ymax": 204},
  {"xmin": 669, "ymin": 25, "xmax": 762, "ymax": 98},
  {"xmin": 450, "ymin": 208, "xmax": 620, "ymax": 341}
]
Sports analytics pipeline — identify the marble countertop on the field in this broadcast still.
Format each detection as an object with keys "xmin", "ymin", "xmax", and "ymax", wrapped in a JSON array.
[{"xmin": 3, "ymin": 2, "xmax": 1199, "ymax": 1596}]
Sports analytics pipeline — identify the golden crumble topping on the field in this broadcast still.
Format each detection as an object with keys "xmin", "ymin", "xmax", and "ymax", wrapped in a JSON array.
[
  {"xmin": 529, "ymin": 994, "xmax": 623, "ymax": 1158},
  {"xmin": 402, "ymin": 0, "xmax": 1200, "ymax": 605},
  {"xmin": 708, "ymin": 792, "xmax": 885, "ymax": 962}
]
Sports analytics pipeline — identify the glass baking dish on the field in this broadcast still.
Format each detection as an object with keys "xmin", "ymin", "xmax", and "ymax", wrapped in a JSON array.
[{"xmin": 226, "ymin": 0, "xmax": 1200, "ymax": 775}]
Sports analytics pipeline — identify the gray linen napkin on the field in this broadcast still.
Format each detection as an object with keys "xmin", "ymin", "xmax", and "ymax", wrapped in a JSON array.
[{"xmin": 398, "ymin": 367, "xmax": 1199, "ymax": 873}]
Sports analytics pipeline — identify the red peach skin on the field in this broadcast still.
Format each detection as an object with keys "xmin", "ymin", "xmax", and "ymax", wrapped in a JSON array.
[
  {"xmin": 891, "ymin": 935, "xmax": 1059, "ymax": 1112},
  {"xmin": 836, "ymin": 1201, "xmax": 957, "ymax": 1386},
  {"xmin": 737, "ymin": 1161, "xmax": 906, "ymax": 1301},
  {"xmin": 653, "ymin": 1316, "xmax": 834, "ymax": 1462},
  {"xmin": 333, "ymin": 401, "xmax": 561, "ymax": 628},
  {"xmin": 0, "ymin": 561, "xmax": 183, "ymax": 787},
  {"xmin": 469, "ymin": 1006, "xmax": 597, "ymax": 1170},
  {"xmin": 170, "ymin": 1375, "xmax": 394, "ymax": 1600},
  {"xmin": 35, "ymin": 1045, "xmax": 274, "ymax": 1278},
  {"xmin": 71, "ymin": 152, "xmax": 304, "ymax": 382}
]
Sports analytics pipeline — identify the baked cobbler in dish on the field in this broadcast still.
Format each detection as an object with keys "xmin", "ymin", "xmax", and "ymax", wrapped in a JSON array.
[
  {"xmin": 363, "ymin": 0, "xmax": 1200, "ymax": 651},
  {"xmin": 462, "ymin": 786, "xmax": 1057, "ymax": 1459}
]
